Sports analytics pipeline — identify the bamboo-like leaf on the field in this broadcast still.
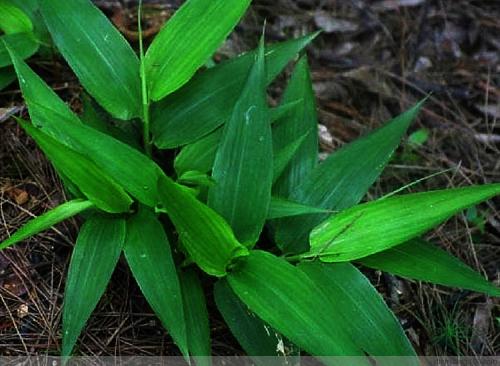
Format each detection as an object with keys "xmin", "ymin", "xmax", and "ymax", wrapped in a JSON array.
[
  {"xmin": 0, "ymin": 1, "xmax": 33, "ymax": 34},
  {"xmin": 179, "ymin": 269, "xmax": 210, "ymax": 365},
  {"xmin": 267, "ymin": 197, "xmax": 329, "ymax": 220},
  {"xmin": 151, "ymin": 33, "xmax": 318, "ymax": 149},
  {"xmin": 40, "ymin": 0, "xmax": 141, "ymax": 120},
  {"xmin": 8, "ymin": 49, "xmax": 161, "ymax": 206},
  {"xmin": 145, "ymin": 0, "xmax": 251, "ymax": 101},
  {"xmin": 0, "ymin": 67, "xmax": 16, "ymax": 90},
  {"xmin": 309, "ymin": 184, "xmax": 500, "ymax": 262},
  {"xmin": 63, "ymin": 214, "xmax": 125, "ymax": 356},
  {"xmin": 19, "ymin": 120, "xmax": 132, "ymax": 213},
  {"xmin": 178, "ymin": 171, "xmax": 214, "ymax": 188},
  {"xmin": 124, "ymin": 208, "xmax": 188, "ymax": 357},
  {"xmin": 272, "ymin": 132, "xmax": 310, "ymax": 185},
  {"xmin": 174, "ymin": 103, "xmax": 301, "ymax": 178},
  {"xmin": 359, "ymin": 239, "xmax": 500, "ymax": 297},
  {"xmin": 299, "ymin": 261, "xmax": 417, "ymax": 361},
  {"xmin": 0, "ymin": 33, "xmax": 38, "ymax": 67},
  {"xmin": 208, "ymin": 39, "xmax": 272, "ymax": 246},
  {"xmin": 274, "ymin": 102, "xmax": 423, "ymax": 254},
  {"xmin": 0, "ymin": 199, "xmax": 94, "ymax": 250},
  {"xmin": 158, "ymin": 175, "xmax": 249, "ymax": 277},
  {"xmin": 227, "ymin": 251, "xmax": 368, "ymax": 362},
  {"xmin": 214, "ymin": 279, "xmax": 289, "ymax": 359},
  {"xmin": 272, "ymin": 56, "xmax": 318, "ymax": 198}
]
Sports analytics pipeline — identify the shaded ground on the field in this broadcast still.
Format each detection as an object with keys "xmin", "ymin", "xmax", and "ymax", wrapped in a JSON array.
[{"xmin": 1, "ymin": 0, "xmax": 499, "ymax": 357}]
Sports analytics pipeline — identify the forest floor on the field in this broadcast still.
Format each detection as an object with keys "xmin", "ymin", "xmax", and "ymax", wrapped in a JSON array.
[{"xmin": 0, "ymin": 0, "xmax": 499, "ymax": 357}]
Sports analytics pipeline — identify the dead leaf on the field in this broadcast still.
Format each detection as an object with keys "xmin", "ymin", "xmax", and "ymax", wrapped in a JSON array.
[{"xmin": 314, "ymin": 11, "xmax": 358, "ymax": 33}]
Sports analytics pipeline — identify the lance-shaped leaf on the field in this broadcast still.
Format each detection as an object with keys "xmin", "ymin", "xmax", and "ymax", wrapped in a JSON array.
[
  {"xmin": 8, "ymin": 49, "xmax": 161, "ymax": 206},
  {"xmin": 151, "ymin": 33, "xmax": 318, "ymax": 149},
  {"xmin": 145, "ymin": 0, "xmax": 251, "ymax": 101},
  {"xmin": 19, "ymin": 120, "xmax": 132, "ymax": 213},
  {"xmin": 63, "ymin": 214, "xmax": 125, "ymax": 356},
  {"xmin": 272, "ymin": 56, "xmax": 318, "ymax": 198},
  {"xmin": 299, "ymin": 261, "xmax": 417, "ymax": 361},
  {"xmin": 309, "ymin": 184, "xmax": 500, "ymax": 262},
  {"xmin": 158, "ymin": 175, "xmax": 249, "ymax": 277},
  {"xmin": 0, "ymin": 199, "xmax": 94, "ymax": 250},
  {"xmin": 227, "ymin": 251, "xmax": 368, "ymax": 362},
  {"xmin": 179, "ymin": 269, "xmax": 210, "ymax": 365},
  {"xmin": 0, "ymin": 67, "xmax": 16, "ymax": 90},
  {"xmin": 174, "ymin": 103, "xmax": 301, "ymax": 178},
  {"xmin": 359, "ymin": 239, "xmax": 500, "ymax": 297},
  {"xmin": 124, "ymin": 208, "xmax": 188, "ymax": 357},
  {"xmin": 40, "ymin": 0, "xmax": 141, "ymax": 120},
  {"xmin": 274, "ymin": 102, "xmax": 423, "ymax": 254},
  {"xmin": 267, "ymin": 197, "xmax": 329, "ymax": 220},
  {"xmin": 0, "ymin": 33, "xmax": 38, "ymax": 67},
  {"xmin": 215, "ymin": 279, "xmax": 293, "ymax": 360},
  {"xmin": 272, "ymin": 132, "xmax": 309, "ymax": 184},
  {"xmin": 208, "ymin": 39, "xmax": 272, "ymax": 246},
  {"xmin": 0, "ymin": 1, "xmax": 33, "ymax": 34}
]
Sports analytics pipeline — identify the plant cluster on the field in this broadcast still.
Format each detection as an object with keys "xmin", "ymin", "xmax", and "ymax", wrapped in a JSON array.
[{"xmin": 1, "ymin": 0, "xmax": 499, "ymax": 363}]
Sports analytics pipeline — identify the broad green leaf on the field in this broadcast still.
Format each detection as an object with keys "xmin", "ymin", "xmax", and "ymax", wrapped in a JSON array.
[
  {"xmin": 179, "ymin": 269, "xmax": 210, "ymax": 365},
  {"xmin": 19, "ymin": 120, "xmax": 132, "ymax": 213},
  {"xmin": 1, "ymin": 33, "xmax": 38, "ymax": 67},
  {"xmin": 208, "ymin": 39, "xmax": 272, "ymax": 246},
  {"xmin": 0, "ymin": 1, "xmax": 33, "ymax": 34},
  {"xmin": 272, "ymin": 132, "xmax": 309, "ymax": 184},
  {"xmin": 0, "ymin": 67, "xmax": 16, "ymax": 90},
  {"xmin": 0, "ymin": 199, "xmax": 94, "ymax": 250},
  {"xmin": 299, "ymin": 261, "xmax": 417, "ymax": 361},
  {"xmin": 214, "ymin": 279, "xmax": 287, "ymax": 358},
  {"xmin": 274, "ymin": 102, "xmax": 423, "ymax": 254},
  {"xmin": 272, "ymin": 56, "xmax": 318, "ymax": 198},
  {"xmin": 178, "ymin": 171, "xmax": 214, "ymax": 188},
  {"xmin": 63, "ymin": 214, "xmax": 125, "ymax": 356},
  {"xmin": 267, "ymin": 197, "xmax": 329, "ymax": 220},
  {"xmin": 40, "ymin": 0, "xmax": 141, "ymax": 120},
  {"xmin": 145, "ymin": 0, "xmax": 251, "ymax": 101},
  {"xmin": 124, "ymin": 208, "xmax": 188, "ymax": 357},
  {"xmin": 7, "ymin": 0, "xmax": 37, "ymax": 18},
  {"xmin": 309, "ymin": 184, "xmax": 500, "ymax": 262},
  {"xmin": 8, "ymin": 49, "xmax": 161, "ymax": 206},
  {"xmin": 227, "ymin": 251, "xmax": 368, "ymax": 362},
  {"xmin": 174, "ymin": 103, "xmax": 300, "ymax": 177},
  {"xmin": 151, "ymin": 33, "xmax": 318, "ymax": 149},
  {"xmin": 158, "ymin": 175, "xmax": 249, "ymax": 277},
  {"xmin": 359, "ymin": 238, "xmax": 500, "ymax": 297}
]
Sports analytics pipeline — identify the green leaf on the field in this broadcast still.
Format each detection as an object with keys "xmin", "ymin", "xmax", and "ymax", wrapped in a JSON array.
[
  {"xmin": 145, "ymin": 0, "xmax": 251, "ymax": 101},
  {"xmin": 0, "ymin": 33, "xmax": 38, "ymax": 67},
  {"xmin": 0, "ymin": 199, "xmax": 94, "ymax": 250},
  {"xmin": 274, "ymin": 101, "xmax": 423, "ymax": 254},
  {"xmin": 227, "ymin": 251, "xmax": 368, "ymax": 361},
  {"xmin": 124, "ymin": 208, "xmax": 188, "ymax": 357},
  {"xmin": 151, "ymin": 33, "xmax": 318, "ymax": 149},
  {"xmin": 158, "ymin": 175, "xmax": 249, "ymax": 277},
  {"xmin": 174, "ymin": 103, "xmax": 301, "ymax": 178},
  {"xmin": 359, "ymin": 238, "xmax": 500, "ymax": 297},
  {"xmin": 309, "ymin": 184, "xmax": 500, "ymax": 262},
  {"xmin": 179, "ymin": 269, "xmax": 210, "ymax": 364},
  {"xmin": 178, "ymin": 171, "xmax": 214, "ymax": 188},
  {"xmin": 0, "ymin": 1, "xmax": 33, "ymax": 34},
  {"xmin": 272, "ymin": 56, "xmax": 318, "ymax": 198},
  {"xmin": 19, "ymin": 120, "xmax": 133, "ymax": 213},
  {"xmin": 39, "ymin": 0, "xmax": 141, "ymax": 120},
  {"xmin": 0, "ymin": 67, "xmax": 16, "ymax": 90},
  {"xmin": 8, "ymin": 49, "xmax": 161, "ymax": 206},
  {"xmin": 63, "ymin": 214, "xmax": 125, "ymax": 356},
  {"xmin": 214, "ymin": 279, "xmax": 286, "ymax": 358},
  {"xmin": 272, "ymin": 132, "xmax": 309, "ymax": 184},
  {"xmin": 299, "ymin": 261, "xmax": 417, "ymax": 360},
  {"xmin": 208, "ymin": 39, "xmax": 272, "ymax": 246},
  {"xmin": 267, "ymin": 197, "xmax": 329, "ymax": 220}
]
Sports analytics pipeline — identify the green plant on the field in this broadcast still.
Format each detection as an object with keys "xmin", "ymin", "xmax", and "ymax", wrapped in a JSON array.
[
  {"xmin": 0, "ymin": 0, "xmax": 50, "ymax": 90},
  {"xmin": 1, "ymin": 0, "xmax": 499, "ymax": 363}
]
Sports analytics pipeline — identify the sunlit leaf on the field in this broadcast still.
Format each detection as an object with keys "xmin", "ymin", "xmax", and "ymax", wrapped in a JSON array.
[
  {"xmin": 0, "ymin": 1, "xmax": 33, "ymax": 34},
  {"xmin": 267, "ymin": 197, "xmax": 329, "ymax": 220}
]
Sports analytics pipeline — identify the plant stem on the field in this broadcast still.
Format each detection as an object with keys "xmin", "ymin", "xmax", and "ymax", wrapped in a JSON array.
[{"xmin": 138, "ymin": 0, "xmax": 152, "ymax": 157}]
